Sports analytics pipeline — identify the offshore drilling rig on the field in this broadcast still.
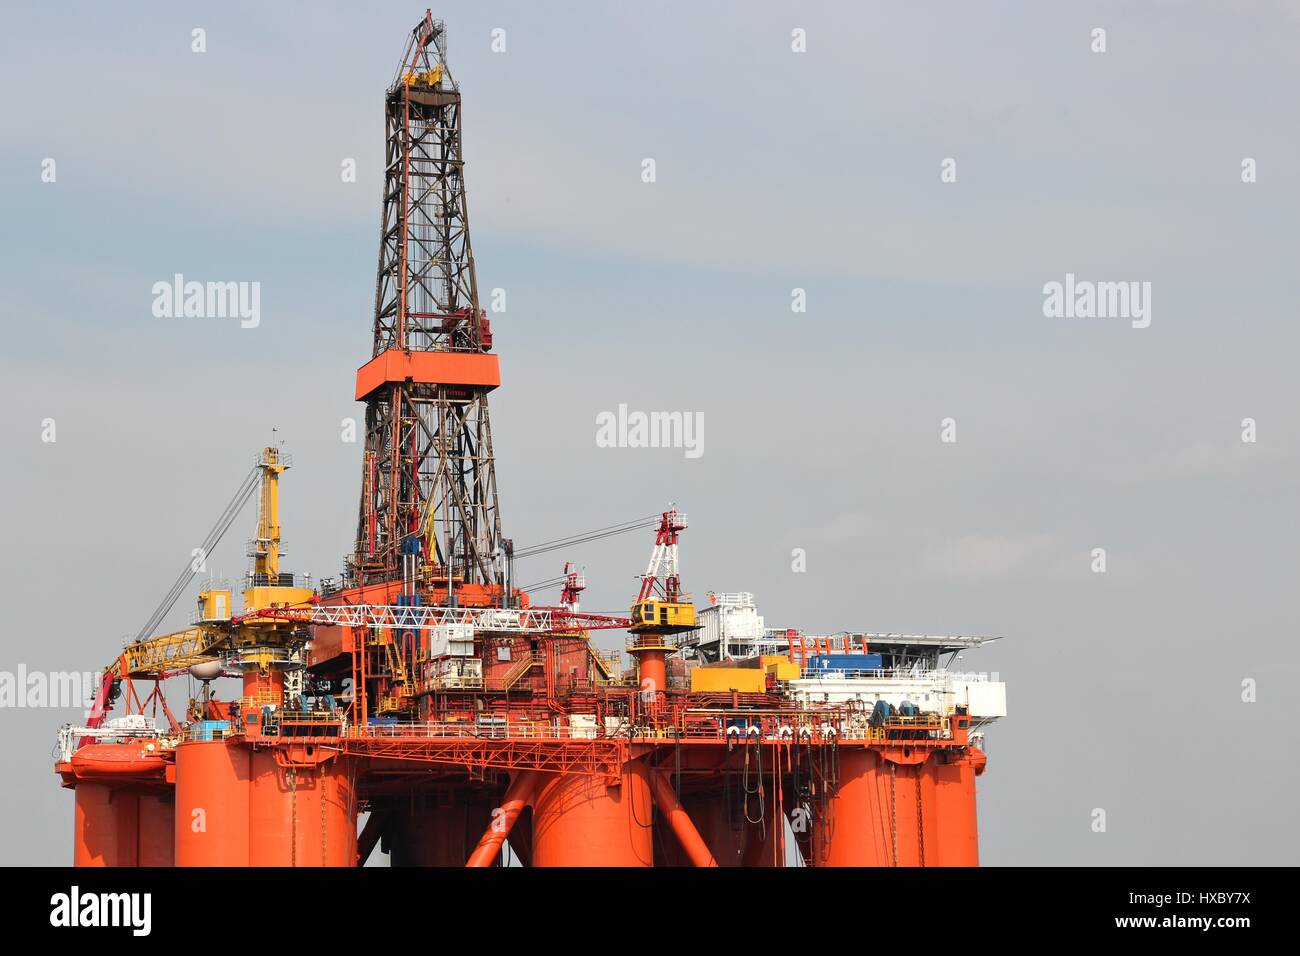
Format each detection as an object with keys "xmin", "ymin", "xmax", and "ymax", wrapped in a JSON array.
[{"xmin": 54, "ymin": 12, "xmax": 1006, "ymax": 867}]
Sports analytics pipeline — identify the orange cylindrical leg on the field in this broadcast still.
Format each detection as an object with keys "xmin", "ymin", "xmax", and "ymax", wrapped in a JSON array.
[
  {"xmin": 136, "ymin": 791, "xmax": 175, "ymax": 866},
  {"xmin": 929, "ymin": 752, "xmax": 980, "ymax": 866},
  {"xmin": 248, "ymin": 750, "xmax": 356, "ymax": 867},
  {"xmin": 175, "ymin": 740, "xmax": 251, "ymax": 866},
  {"xmin": 890, "ymin": 762, "xmax": 923, "ymax": 865},
  {"xmin": 74, "ymin": 783, "xmax": 138, "ymax": 867},
  {"xmin": 813, "ymin": 749, "xmax": 892, "ymax": 867},
  {"xmin": 74, "ymin": 784, "xmax": 173, "ymax": 867},
  {"xmin": 815, "ymin": 749, "xmax": 982, "ymax": 867},
  {"xmin": 531, "ymin": 765, "xmax": 654, "ymax": 867}
]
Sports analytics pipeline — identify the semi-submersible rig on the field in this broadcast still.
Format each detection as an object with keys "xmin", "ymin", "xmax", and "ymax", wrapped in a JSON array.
[{"xmin": 54, "ymin": 13, "xmax": 1006, "ymax": 867}]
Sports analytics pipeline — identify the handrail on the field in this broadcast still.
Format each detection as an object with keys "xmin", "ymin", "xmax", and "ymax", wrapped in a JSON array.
[
  {"xmin": 796, "ymin": 668, "xmax": 999, "ymax": 682},
  {"xmin": 340, "ymin": 714, "xmax": 952, "ymax": 744},
  {"xmin": 499, "ymin": 652, "xmax": 543, "ymax": 691}
]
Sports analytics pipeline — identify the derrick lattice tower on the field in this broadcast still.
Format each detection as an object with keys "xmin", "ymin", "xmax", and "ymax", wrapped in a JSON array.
[{"xmin": 352, "ymin": 13, "xmax": 503, "ymax": 594}]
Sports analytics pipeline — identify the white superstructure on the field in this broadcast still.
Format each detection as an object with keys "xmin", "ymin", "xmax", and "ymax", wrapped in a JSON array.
[
  {"xmin": 688, "ymin": 592, "xmax": 768, "ymax": 661},
  {"xmin": 787, "ymin": 668, "xmax": 1007, "ymax": 721}
]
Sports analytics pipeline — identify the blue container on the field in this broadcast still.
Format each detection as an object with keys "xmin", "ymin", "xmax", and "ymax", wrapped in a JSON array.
[
  {"xmin": 807, "ymin": 653, "xmax": 882, "ymax": 672},
  {"xmin": 190, "ymin": 719, "xmax": 231, "ymax": 741}
]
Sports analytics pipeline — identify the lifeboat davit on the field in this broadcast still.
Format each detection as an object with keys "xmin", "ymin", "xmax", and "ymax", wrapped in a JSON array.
[{"xmin": 71, "ymin": 743, "xmax": 167, "ymax": 781}]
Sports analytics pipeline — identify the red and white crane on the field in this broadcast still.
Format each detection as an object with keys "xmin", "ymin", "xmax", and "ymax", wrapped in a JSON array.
[{"xmin": 636, "ymin": 507, "xmax": 687, "ymax": 603}]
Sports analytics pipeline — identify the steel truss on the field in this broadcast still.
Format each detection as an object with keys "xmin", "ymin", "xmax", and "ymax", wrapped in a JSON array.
[
  {"xmin": 343, "ymin": 737, "xmax": 627, "ymax": 777},
  {"xmin": 354, "ymin": 14, "xmax": 501, "ymax": 587}
]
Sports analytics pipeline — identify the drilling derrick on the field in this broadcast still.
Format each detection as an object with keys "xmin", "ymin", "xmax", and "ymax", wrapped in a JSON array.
[{"xmin": 352, "ymin": 12, "xmax": 503, "ymax": 599}]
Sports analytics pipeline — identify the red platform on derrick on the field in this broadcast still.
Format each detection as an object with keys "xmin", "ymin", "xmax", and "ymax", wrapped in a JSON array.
[{"xmin": 355, "ymin": 349, "xmax": 500, "ymax": 401}]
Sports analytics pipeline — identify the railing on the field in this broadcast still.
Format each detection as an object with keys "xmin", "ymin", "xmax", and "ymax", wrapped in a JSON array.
[
  {"xmin": 269, "ymin": 711, "xmax": 347, "ymax": 738},
  {"xmin": 423, "ymin": 652, "xmax": 548, "ymax": 692},
  {"xmin": 625, "ymin": 633, "xmax": 680, "ymax": 651},
  {"xmin": 706, "ymin": 592, "xmax": 755, "ymax": 607},
  {"xmin": 256, "ymin": 450, "xmax": 294, "ymax": 470},
  {"xmin": 55, "ymin": 724, "xmax": 166, "ymax": 763},
  {"xmin": 497, "ymin": 652, "xmax": 543, "ymax": 691},
  {"xmin": 239, "ymin": 692, "xmax": 281, "ymax": 711},
  {"xmin": 424, "ymin": 674, "xmax": 486, "ymax": 691},
  {"xmin": 181, "ymin": 724, "xmax": 237, "ymax": 742},
  {"xmin": 244, "ymin": 570, "xmax": 313, "ymax": 590},
  {"xmin": 350, "ymin": 721, "xmax": 624, "ymax": 741},
  {"xmin": 64, "ymin": 713, "xmax": 955, "ymax": 750},
  {"xmin": 675, "ymin": 708, "xmax": 951, "ymax": 744},
  {"xmin": 340, "ymin": 712, "xmax": 954, "ymax": 744},
  {"xmin": 595, "ymin": 675, "xmax": 638, "ymax": 688},
  {"xmin": 255, "ymin": 604, "xmax": 631, "ymax": 634},
  {"xmin": 796, "ymin": 667, "xmax": 998, "ymax": 683}
]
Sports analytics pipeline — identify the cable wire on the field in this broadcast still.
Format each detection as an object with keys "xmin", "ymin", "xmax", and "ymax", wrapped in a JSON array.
[
  {"xmin": 134, "ymin": 464, "xmax": 261, "ymax": 640},
  {"xmin": 512, "ymin": 514, "xmax": 659, "ymax": 560}
]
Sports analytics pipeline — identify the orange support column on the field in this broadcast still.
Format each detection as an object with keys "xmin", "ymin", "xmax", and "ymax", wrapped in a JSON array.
[
  {"xmin": 248, "ymin": 751, "xmax": 357, "ymax": 867},
  {"xmin": 889, "ymin": 762, "xmax": 924, "ymax": 866},
  {"xmin": 136, "ymin": 791, "xmax": 175, "ymax": 867},
  {"xmin": 928, "ymin": 751, "xmax": 981, "ymax": 866},
  {"xmin": 648, "ymin": 771, "xmax": 717, "ymax": 868},
  {"xmin": 814, "ymin": 748, "xmax": 981, "ymax": 867},
  {"xmin": 73, "ymin": 783, "xmax": 139, "ymax": 867},
  {"xmin": 812, "ymin": 748, "xmax": 892, "ymax": 867},
  {"xmin": 174, "ymin": 740, "xmax": 251, "ymax": 866},
  {"xmin": 531, "ymin": 764, "xmax": 654, "ymax": 867},
  {"xmin": 467, "ymin": 771, "xmax": 537, "ymax": 868}
]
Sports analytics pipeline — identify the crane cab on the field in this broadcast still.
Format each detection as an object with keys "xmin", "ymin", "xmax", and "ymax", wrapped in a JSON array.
[{"xmin": 629, "ymin": 599, "xmax": 696, "ymax": 634}]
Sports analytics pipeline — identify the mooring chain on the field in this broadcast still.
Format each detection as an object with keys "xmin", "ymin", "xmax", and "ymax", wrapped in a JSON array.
[
  {"xmin": 321, "ymin": 771, "xmax": 328, "ymax": 866},
  {"xmin": 287, "ymin": 766, "xmax": 298, "ymax": 868},
  {"xmin": 890, "ymin": 762, "xmax": 898, "ymax": 868},
  {"xmin": 916, "ymin": 772, "xmax": 925, "ymax": 867}
]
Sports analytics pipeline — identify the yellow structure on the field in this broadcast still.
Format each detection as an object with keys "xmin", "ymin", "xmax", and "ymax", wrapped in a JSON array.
[
  {"xmin": 630, "ymin": 599, "xmax": 696, "ymax": 634},
  {"xmin": 242, "ymin": 447, "xmax": 314, "ymax": 614},
  {"xmin": 761, "ymin": 655, "xmax": 801, "ymax": 681},
  {"xmin": 403, "ymin": 65, "xmax": 442, "ymax": 87},
  {"xmin": 690, "ymin": 667, "xmax": 767, "ymax": 694},
  {"xmin": 196, "ymin": 588, "xmax": 232, "ymax": 622},
  {"xmin": 99, "ymin": 448, "xmax": 317, "ymax": 689}
]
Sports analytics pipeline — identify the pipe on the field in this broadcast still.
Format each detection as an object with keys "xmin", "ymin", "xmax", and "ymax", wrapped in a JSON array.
[
  {"xmin": 465, "ymin": 771, "xmax": 538, "ymax": 868},
  {"xmin": 649, "ymin": 770, "xmax": 718, "ymax": 868}
]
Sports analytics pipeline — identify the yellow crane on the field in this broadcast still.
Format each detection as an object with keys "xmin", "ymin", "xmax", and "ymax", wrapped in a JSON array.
[{"xmin": 85, "ymin": 448, "xmax": 317, "ymax": 727}]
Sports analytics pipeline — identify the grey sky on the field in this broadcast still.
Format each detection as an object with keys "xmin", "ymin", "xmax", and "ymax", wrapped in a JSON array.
[{"xmin": 1, "ymin": 1, "xmax": 1298, "ymax": 865}]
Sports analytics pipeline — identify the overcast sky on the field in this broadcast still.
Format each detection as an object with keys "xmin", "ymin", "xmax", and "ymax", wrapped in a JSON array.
[{"xmin": 2, "ymin": 1, "xmax": 1298, "ymax": 865}]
